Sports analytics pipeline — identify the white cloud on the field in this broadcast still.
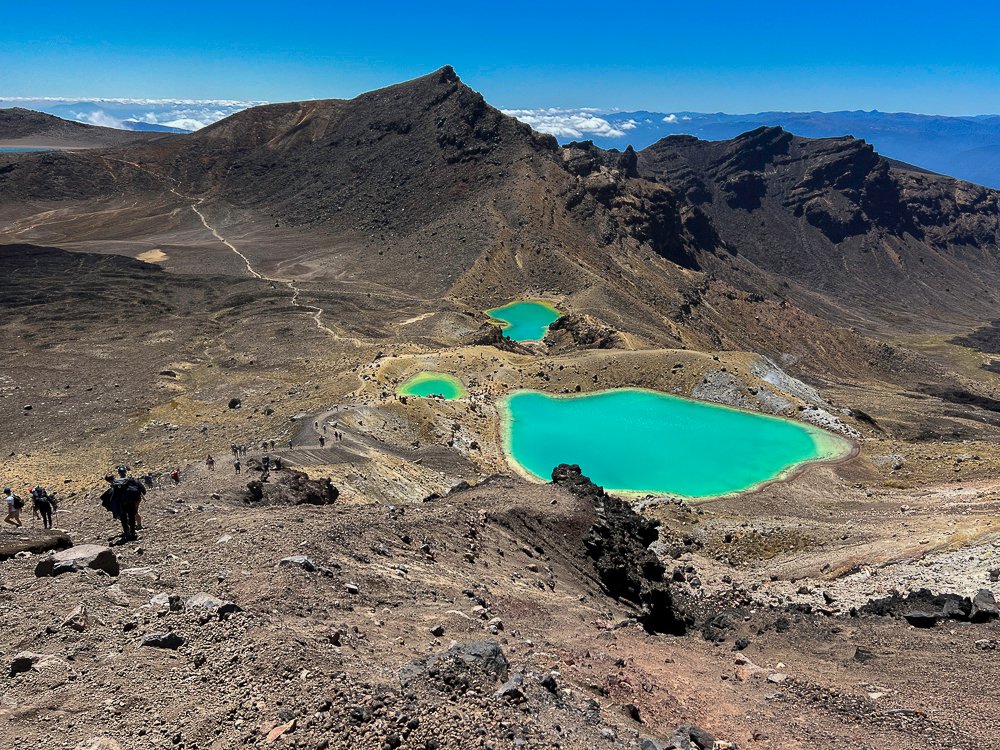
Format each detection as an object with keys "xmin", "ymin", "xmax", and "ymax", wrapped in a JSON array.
[
  {"xmin": 662, "ymin": 114, "xmax": 678, "ymax": 124},
  {"xmin": 72, "ymin": 110, "xmax": 125, "ymax": 129},
  {"xmin": 1, "ymin": 97, "xmax": 264, "ymax": 132},
  {"xmin": 502, "ymin": 107, "xmax": 637, "ymax": 139}
]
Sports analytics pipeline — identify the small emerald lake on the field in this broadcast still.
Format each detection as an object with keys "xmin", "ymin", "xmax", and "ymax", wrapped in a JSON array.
[
  {"xmin": 486, "ymin": 300, "xmax": 561, "ymax": 342},
  {"xmin": 397, "ymin": 372, "xmax": 466, "ymax": 400},
  {"xmin": 501, "ymin": 389, "xmax": 853, "ymax": 498}
]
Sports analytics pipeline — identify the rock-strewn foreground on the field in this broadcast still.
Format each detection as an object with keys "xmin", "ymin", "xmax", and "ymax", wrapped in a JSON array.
[
  {"xmin": 1, "ymin": 68, "xmax": 999, "ymax": 749},
  {"xmin": 1, "ymin": 464, "xmax": 997, "ymax": 750}
]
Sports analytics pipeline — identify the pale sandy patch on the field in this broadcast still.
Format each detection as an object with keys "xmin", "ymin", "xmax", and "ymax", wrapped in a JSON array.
[{"xmin": 136, "ymin": 249, "xmax": 168, "ymax": 263}]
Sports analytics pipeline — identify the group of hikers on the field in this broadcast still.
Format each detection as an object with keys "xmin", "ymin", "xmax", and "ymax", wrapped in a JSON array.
[
  {"xmin": 5, "ymin": 431, "xmax": 304, "ymax": 542},
  {"xmin": 3, "ymin": 485, "xmax": 58, "ymax": 530}
]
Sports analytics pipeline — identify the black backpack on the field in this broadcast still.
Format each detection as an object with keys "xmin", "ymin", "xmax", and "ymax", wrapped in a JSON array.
[
  {"xmin": 112, "ymin": 477, "xmax": 144, "ymax": 502},
  {"xmin": 11, "ymin": 494, "xmax": 23, "ymax": 510}
]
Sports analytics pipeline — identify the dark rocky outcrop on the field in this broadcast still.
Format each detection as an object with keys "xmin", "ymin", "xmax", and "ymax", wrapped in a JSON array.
[
  {"xmin": 858, "ymin": 588, "xmax": 999, "ymax": 627},
  {"xmin": 234, "ymin": 467, "xmax": 339, "ymax": 506},
  {"xmin": 552, "ymin": 464, "xmax": 691, "ymax": 634},
  {"xmin": 544, "ymin": 314, "xmax": 624, "ymax": 351},
  {"xmin": 466, "ymin": 322, "xmax": 532, "ymax": 353}
]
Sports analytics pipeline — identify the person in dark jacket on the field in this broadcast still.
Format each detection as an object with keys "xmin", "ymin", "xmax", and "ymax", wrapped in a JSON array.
[
  {"xmin": 30, "ymin": 485, "xmax": 54, "ymax": 529},
  {"xmin": 105, "ymin": 466, "xmax": 146, "ymax": 541}
]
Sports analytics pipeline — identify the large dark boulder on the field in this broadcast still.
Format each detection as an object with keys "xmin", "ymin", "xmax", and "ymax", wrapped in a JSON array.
[{"xmin": 35, "ymin": 544, "xmax": 119, "ymax": 577}]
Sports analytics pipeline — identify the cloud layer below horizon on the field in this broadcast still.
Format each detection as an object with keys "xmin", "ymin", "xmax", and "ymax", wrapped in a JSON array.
[{"xmin": 0, "ymin": 97, "xmax": 264, "ymax": 131}]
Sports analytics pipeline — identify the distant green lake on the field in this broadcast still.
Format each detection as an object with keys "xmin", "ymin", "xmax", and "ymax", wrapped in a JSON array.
[
  {"xmin": 0, "ymin": 147, "xmax": 53, "ymax": 153},
  {"xmin": 398, "ymin": 372, "xmax": 466, "ymax": 400},
  {"xmin": 501, "ymin": 388, "xmax": 853, "ymax": 498},
  {"xmin": 486, "ymin": 300, "xmax": 561, "ymax": 342}
]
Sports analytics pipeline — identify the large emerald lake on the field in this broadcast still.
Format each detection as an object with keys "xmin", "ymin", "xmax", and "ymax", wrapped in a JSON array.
[
  {"xmin": 486, "ymin": 300, "xmax": 561, "ymax": 342},
  {"xmin": 501, "ymin": 389, "xmax": 853, "ymax": 497}
]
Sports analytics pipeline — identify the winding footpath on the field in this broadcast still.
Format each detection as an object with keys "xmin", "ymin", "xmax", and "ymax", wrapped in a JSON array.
[{"xmin": 102, "ymin": 156, "xmax": 341, "ymax": 338}]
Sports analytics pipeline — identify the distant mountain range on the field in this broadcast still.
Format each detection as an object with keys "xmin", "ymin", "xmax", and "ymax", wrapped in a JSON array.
[
  {"xmin": 506, "ymin": 108, "xmax": 1000, "ymax": 188},
  {"xmin": 2, "ymin": 96, "xmax": 999, "ymax": 188}
]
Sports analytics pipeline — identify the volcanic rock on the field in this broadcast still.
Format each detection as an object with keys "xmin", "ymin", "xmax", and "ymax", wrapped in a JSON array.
[
  {"xmin": 0, "ymin": 529, "xmax": 72, "ymax": 561},
  {"xmin": 35, "ymin": 544, "xmax": 119, "ymax": 577}
]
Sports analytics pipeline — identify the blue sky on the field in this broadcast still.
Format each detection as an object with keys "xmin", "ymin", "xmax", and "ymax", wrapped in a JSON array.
[{"xmin": 3, "ymin": 0, "xmax": 999, "ymax": 114}]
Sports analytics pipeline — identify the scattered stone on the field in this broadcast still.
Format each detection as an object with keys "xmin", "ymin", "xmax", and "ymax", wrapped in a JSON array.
[
  {"xmin": 430, "ymin": 624, "xmax": 445, "ymax": 637},
  {"xmin": 228, "ymin": 398, "xmax": 242, "ymax": 409},
  {"xmin": 664, "ymin": 723, "xmax": 717, "ymax": 750},
  {"xmin": 971, "ymin": 589, "xmax": 999, "ymax": 622},
  {"xmin": 35, "ymin": 544, "xmax": 119, "ymax": 577},
  {"xmin": 266, "ymin": 719, "xmax": 296, "ymax": 743},
  {"xmin": 74, "ymin": 739, "xmax": 123, "ymax": 750},
  {"xmin": 185, "ymin": 592, "xmax": 241, "ymax": 619},
  {"xmin": 141, "ymin": 632, "xmax": 186, "ymax": 649},
  {"xmin": 494, "ymin": 673, "xmax": 526, "ymax": 702},
  {"xmin": 767, "ymin": 672, "xmax": 789, "ymax": 684},
  {"xmin": 9, "ymin": 651, "xmax": 41, "ymax": 676},
  {"xmin": 279, "ymin": 555, "xmax": 317, "ymax": 572},
  {"xmin": 62, "ymin": 604, "xmax": 92, "ymax": 632},
  {"xmin": 400, "ymin": 640, "xmax": 509, "ymax": 692},
  {"xmin": 540, "ymin": 673, "xmax": 558, "ymax": 693},
  {"xmin": 104, "ymin": 584, "xmax": 131, "ymax": 607}
]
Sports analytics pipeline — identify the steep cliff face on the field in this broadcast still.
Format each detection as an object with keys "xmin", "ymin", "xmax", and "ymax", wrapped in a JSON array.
[{"xmin": 637, "ymin": 127, "xmax": 1000, "ymax": 327}]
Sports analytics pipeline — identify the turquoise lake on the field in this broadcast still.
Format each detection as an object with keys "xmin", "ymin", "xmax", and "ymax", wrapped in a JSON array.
[
  {"xmin": 0, "ymin": 147, "xmax": 53, "ymax": 153},
  {"xmin": 486, "ymin": 300, "xmax": 561, "ymax": 342},
  {"xmin": 501, "ymin": 389, "xmax": 852, "ymax": 498},
  {"xmin": 397, "ymin": 372, "xmax": 466, "ymax": 399}
]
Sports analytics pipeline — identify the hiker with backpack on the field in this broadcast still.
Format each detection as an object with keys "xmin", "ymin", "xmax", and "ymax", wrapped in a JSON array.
[
  {"xmin": 3, "ymin": 488, "xmax": 23, "ymax": 528},
  {"xmin": 103, "ymin": 466, "xmax": 146, "ymax": 542},
  {"xmin": 206, "ymin": 454, "xmax": 215, "ymax": 471},
  {"xmin": 30, "ymin": 485, "xmax": 55, "ymax": 529}
]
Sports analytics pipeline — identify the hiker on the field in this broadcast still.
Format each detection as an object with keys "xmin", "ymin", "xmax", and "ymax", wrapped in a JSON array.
[
  {"xmin": 170, "ymin": 468, "xmax": 181, "ymax": 484},
  {"xmin": 231, "ymin": 443, "xmax": 238, "ymax": 456},
  {"xmin": 3, "ymin": 488, "xmax": 22, "ymax": 528},
  {"xmin": 262, "ymin": 441, "xmax": 268, "ymax": 452},
  {"xmin": 269, "ymin": 439, "xmax": 275, "ymax": 451},
  {"xmin": 261, "ymin": 453, "xmax": 271, "ymax": 471},
  {"xmin": 233, "ymin": 457, "xmax": 241, "ymax": 475},
  {"xmin": 143, "ymin": 472, "xmax": 154, "ymax": 488},
  {"xmin": 206, "ymin": 454, "xmax": 215, "ymax": 471},
  {"xmin": 287, "ymin": 438, "xmax": 292, "ymax": 449},
  {"xmin": 319, "ymin": 435, "xmax": 325, "ymax": 447},
  {"xmin": 31, "ymin": 485, "xmax": 54, "ymax": 529},
  {"xmin": 106, "ymin": 466, "xmax": 146, "ymax": 541}
]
